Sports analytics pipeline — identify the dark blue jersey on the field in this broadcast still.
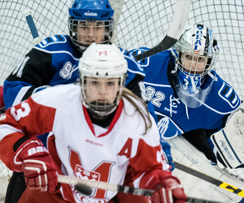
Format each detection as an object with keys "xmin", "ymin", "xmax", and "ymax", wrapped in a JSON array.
[
  {"xmin": 129, "ymin": 48, "xmax": 241, "ymax": 139},
  {"xmin": 4, "ymin": 35, "xmax": 145, "ymax": 109}
]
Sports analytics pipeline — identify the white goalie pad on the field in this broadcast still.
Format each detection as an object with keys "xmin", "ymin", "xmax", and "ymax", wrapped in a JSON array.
[
  {"xmin": 211, "ymin": 103, "xmax": 244, "ymax": 169},
  {"xmin": 168, "ymin": 136, "xmax": 244, "ymax": 203}
]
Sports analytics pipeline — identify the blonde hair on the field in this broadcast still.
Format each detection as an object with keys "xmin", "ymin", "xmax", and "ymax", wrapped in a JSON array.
[{"xmin": 122, "ymin": 88, "xmax": 152, "ymax": 135}]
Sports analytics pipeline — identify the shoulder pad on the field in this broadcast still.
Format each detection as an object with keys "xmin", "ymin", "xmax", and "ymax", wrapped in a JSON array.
[
  {"xmin": 129, "ymin": 47, "xmax": 149, "ymax": 56},
  {"xmin": 119, "ymin": 48, "xmax": 129, "ymax": 56},
  {"xmin": 37, "ymin": 35, "xmax": 67, "ymax": 48},
  {"xmin": 123, "ymin": 55, "xmax": 144, "ymax": 74}
]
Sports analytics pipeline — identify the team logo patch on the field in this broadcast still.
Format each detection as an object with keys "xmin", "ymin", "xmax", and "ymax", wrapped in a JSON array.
[
  {"xmin": 74, "ymin": 165, "xmax": 100, "ymax": 197},
  {"xmin": 84, "ymin": 12, "xmax": 97, "ymax": 16},
  {"xmin": 157, "ymin": 117, "xmax": 169, "ymax": 137},
  {"xmin": 157, "ymin": 116, "xmax": 182, "ymax": 139},
  {"xmin": 75, "ymin": 165, "xmax": 100, "ymax": 181}
]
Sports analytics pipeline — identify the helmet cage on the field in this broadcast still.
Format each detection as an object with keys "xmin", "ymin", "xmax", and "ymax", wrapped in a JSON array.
[
  {"xmin": 68, "ymin": 0, "xmax": 114, "ymax": 52},
  {"xmin": 68, "ymin": 18, "xmax": 113, "ymax": 52},
  {"xmin": 80, "ymin": 74, "xmax": 126, "ymax": 117},
  {"xmin": 78, "ymin": 43, "xmax": 128, "ymax": 117}
]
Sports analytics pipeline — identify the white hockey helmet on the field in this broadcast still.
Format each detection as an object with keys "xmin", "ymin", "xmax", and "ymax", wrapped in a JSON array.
[
  {"xmin": 171, "ymin": 24, "xmax": 219, "ymax": 108},
  {"xmin": 79, "ymin": 43, "xmax": 127, "ymax": 117}
]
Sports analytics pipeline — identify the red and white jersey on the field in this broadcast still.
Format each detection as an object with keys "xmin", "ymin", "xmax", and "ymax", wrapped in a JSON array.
[{"xmin": 0, "ymin": 84, "xmax": 169, "ymax": 203}]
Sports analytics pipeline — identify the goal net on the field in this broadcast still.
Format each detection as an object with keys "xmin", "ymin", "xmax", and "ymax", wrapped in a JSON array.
[
  {"xmin": 0, "ymin": 0, "xmax": 244, "ymax": 96},
  {"xmin": 0, "ymin": 0, "xmax": 244, "ymax": 200}
]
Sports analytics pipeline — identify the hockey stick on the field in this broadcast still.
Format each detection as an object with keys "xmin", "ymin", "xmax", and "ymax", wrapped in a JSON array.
[
  {"xmin": 175, "ymin": 161, "xmax": 244, "ymax": 199},
  {"xmin": 23, "ymin": 8, "xmax": 41, "ymax": 45},
  {"xmin": 0, "ymin": 107, "xmax": 5, "ymax": 114},
  {"xmin": 58, "ymin": 174, "xmax": 221, "ymax": 203},
  {"xmin": 134, "ymin": 0, "xmax": 191, "ymax": 61}
]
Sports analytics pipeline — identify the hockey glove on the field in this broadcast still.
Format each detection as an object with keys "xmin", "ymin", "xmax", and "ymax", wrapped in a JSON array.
[
  {"xmin": 14, "ymin": 139, "xmax": 58, "ymax": 192},
  {"xmin": 161, "ymin": 139, "xmax": 175, "ymax": 171},
  {"xmin": 140, "ymin": 170, "xmax": 187, "ymax": 203}
]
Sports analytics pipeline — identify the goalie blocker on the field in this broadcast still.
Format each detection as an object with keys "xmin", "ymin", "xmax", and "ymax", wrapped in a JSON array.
[{"xmin": 211, "ymin": 103, "xmax": 244, "ymax": 180}]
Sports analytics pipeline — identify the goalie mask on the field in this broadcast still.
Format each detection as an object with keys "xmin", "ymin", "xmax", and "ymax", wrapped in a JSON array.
[
  {"xmin": 172, "ymin": 24, "xmax": 219, "ymax": 108},
  {"xmin": 79, "ymin": 43, "xmax": 127, "ymax": 117},
  {"xmin": 68, "ymin": 0, "xmax": 114, "ymax": 53}
]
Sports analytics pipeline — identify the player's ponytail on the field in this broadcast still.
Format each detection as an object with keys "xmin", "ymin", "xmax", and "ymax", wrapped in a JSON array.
[{"xmin": 122, "ymin": 88, "xmax": 152, "ymax": 135}]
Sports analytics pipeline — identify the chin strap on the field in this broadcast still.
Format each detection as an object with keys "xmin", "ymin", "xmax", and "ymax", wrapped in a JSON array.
[{"xmin": 207, "ymin": 70, "xmax": 218, "ymax": 81}]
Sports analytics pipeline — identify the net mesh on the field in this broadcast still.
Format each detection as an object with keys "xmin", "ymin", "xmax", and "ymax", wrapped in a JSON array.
[
  {"xmin": 0, "ymin": 0, "xmax": 244, "ymax": 199},
  {"xmin": 0, "ymin": 0, "xmax": 243, "ymax": 98},
  {"xmin": 115, "ymin": 1, "xmax": 244, "ymax": 98}
]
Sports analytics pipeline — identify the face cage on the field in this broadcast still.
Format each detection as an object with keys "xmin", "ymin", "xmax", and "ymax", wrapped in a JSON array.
[
  {"xmin": 176, "ymin": 51, "xmax": 216, "ymax": 77},
  {"xmin": 68, "ymin": 19, "xmax": 113, "ymax": 52},
  {"xmin": 80, "ymin": 75, "xmax": 125, "ymax": 117}
]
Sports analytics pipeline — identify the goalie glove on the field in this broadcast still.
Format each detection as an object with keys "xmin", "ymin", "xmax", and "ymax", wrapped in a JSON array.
[
  {"xmin": 140, "ymin": 170, "xmax": 187, "ymax": 203},
  {"xmin": 14, "ymin": 138, "xmax": 59, "ymax": 192},
  {"xmin": 211, "ymin": 102, "xmax": 244, "ymax": 181}
]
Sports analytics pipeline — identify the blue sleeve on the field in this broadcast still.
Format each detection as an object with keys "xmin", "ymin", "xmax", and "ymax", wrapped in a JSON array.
[
  {"xmin": 124, "ymin": 54, "xmax": 145, "ymax": 87},
  {"xmin": 3, "ymin": 80, "xmax": 34, "ymax": 109},
  {"xmin": 122, "ymin": 48, "xmax": 158, "ymax": 123},
  {"xmin": 160, "ymin": 139, "xmax": 175, "ymax": 171},
  {"xmin": 121, "ymin": 49, "xmax": 146, "ymax": 98},
  {"xmin": 3, "ymin": 46, "xmax": 54, "ymax": 109}
]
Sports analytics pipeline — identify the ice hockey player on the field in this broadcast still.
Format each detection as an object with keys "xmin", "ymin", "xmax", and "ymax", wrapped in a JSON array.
[
  {"xmin": 2, "ymin": 1, "xmax": 164, "ymax": 202},
  {"xmin": 0, "ymin": 43, "xmax": 187, "ymax": 203},
  {"xmin": 129, "ymin": 24, "xmax": 243, "ymax": 180},
  {"xmin": 3, "ymin": 0, "xmax": 145, "ymax": 110}
]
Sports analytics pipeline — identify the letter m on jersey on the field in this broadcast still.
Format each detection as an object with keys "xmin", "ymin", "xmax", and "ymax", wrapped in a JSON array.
[{"xmin": 69, "ymin": 148, "xmax": 115, "ymax": 199}]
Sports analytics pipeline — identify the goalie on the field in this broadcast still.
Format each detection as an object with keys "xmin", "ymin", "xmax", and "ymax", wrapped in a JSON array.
[{"xmin": 128, "ymin": 24, "xmax": 243, "ymax": 180}]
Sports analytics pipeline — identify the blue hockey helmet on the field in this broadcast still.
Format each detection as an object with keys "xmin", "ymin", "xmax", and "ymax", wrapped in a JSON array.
[
  {"xmin": 68, "ymin": 0, "xmax": 114, "ymax": 52},
  {"xmin": 69, "ymin": 0, "xmax": 114, "ymax": 20}
]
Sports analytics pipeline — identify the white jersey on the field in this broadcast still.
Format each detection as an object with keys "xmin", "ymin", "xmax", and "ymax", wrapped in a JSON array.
[{"xmin": 0, "ymin": 84, "xmax": 168, "ymax": 203}]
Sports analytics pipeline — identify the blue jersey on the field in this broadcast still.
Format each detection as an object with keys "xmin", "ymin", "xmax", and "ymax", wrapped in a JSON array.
[
  {"xmin": 4, "ymin": 35, "xmax": 145, "ymax": 109},
  {"xmin": 130, "ymin": 48, "xmax": 241, "ymax": 139}
]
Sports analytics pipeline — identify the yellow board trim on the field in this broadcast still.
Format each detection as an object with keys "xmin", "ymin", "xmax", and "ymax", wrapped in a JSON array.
[{"xmin": 219, "ymin": 182, "xmax": 244, "ymax": 197}]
